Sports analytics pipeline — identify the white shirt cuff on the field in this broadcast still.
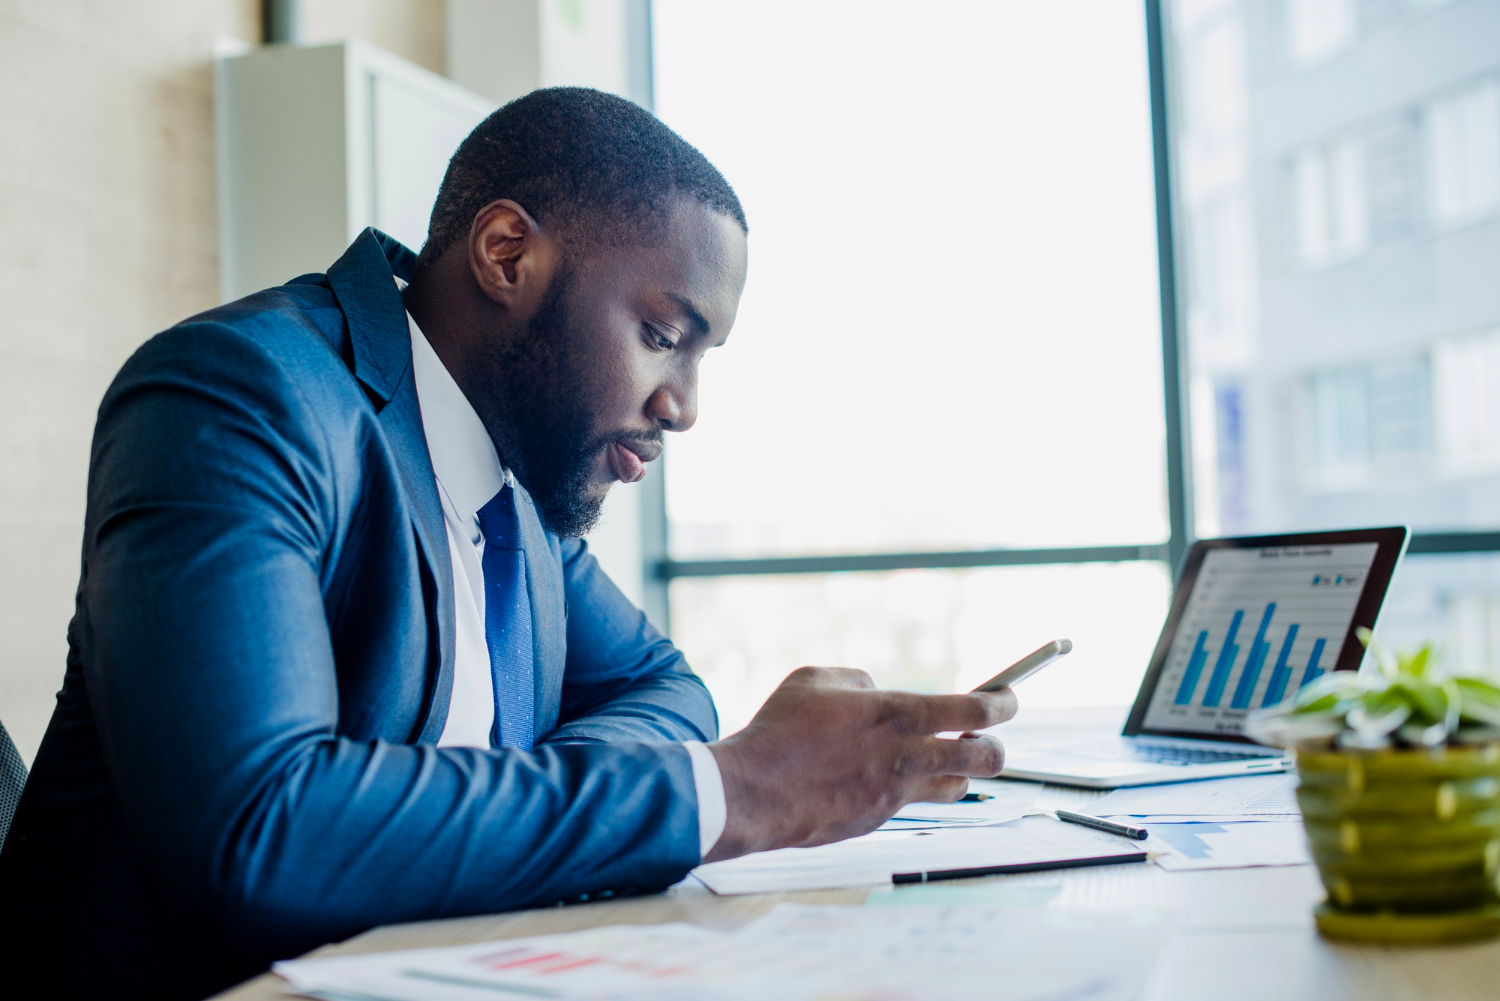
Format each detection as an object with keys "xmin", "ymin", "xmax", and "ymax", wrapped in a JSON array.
[{"xmin": 683, "ymin": 740, "xmax": 726, "ymax": 858}]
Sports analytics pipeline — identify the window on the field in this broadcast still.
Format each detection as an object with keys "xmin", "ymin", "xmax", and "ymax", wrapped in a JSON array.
[
  {"xmin": 651, "ymin": 0, "xmax": 1172, "ymax": 723},
  {"xmin": 1309, "ymin": 367, "xmax": 1370, "ymax": 478},
  {"xmin": 671, "ymin": 564, "xmax": 1172, "ymax": 734},
  {"xmin": 1172, "ymin": 0, "xmax": 1500, "ymax": 536},
  {"xmin": 1167, "ymin": 0, "xmax": 1500, "ymax": 656},
  {"xmin": 1425, "ymin": 78, "xmax": 1500, "ymax": 229},
  {"xmin": 1305, "ymin": 358, "xmax": 1431, "ymax": 486},
  {"xmin": 640, "ymin": 1, "xmax": 1500, "ymax": 727},
  {"xmin": 654, "ymin": 0, "xmax": 1166, "ymax": 561},
  {"xmin": 1291, "ymin": 138, "xmax": 1369, "ymax": 268},
  {"xmin": 1381, "ymin": 553, "xmax": 1500, "ymax": 671},
  {"xmin": 1365, "ymin": 117, "xmax": 1419, "ymax": 244},
  {"xmin": 1433, "ymin": 328, "xmax": 1500, "ymax": 471}
]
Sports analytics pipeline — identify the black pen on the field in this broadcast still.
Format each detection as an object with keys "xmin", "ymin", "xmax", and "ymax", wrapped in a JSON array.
[
  {"xmin": 892, "ymin": 851, "xmax": 1146, "ymax": 884},
  {"xmin": 1054, "ymin": 809, "xmax": 1149, "ymax": 841}
]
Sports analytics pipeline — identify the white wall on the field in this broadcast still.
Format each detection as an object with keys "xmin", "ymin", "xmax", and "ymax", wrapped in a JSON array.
[
  {"xmin": 302, "ymin": 0, "xmax": 446, "ymax": 73},
  {"xmin": 444, "ymin": 0, "xmax": 640, "ymax": 105},
  {"xmin": 0, "ymin": 1, "xmax": 446, "ymax": 766}
]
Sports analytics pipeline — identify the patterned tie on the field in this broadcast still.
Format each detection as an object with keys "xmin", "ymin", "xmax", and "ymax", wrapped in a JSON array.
[{"xmin": 476, "ymin": 484, "xmax": 536, "ymax": 749}]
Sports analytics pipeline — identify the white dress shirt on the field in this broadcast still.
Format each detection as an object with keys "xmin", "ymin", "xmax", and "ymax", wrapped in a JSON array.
[{"xmin": 406, "ymin": 310, "xmax": 726, "ymax": 856}]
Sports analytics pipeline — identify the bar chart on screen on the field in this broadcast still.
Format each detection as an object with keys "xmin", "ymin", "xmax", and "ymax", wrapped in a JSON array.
[{"xmin": 1141, "ymin": 543, "xmax": 1380, "ymax": 737}]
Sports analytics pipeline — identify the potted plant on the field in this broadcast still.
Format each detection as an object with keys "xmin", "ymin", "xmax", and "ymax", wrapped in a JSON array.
[{"xmin": 1247, "ymin": 629, "xmax": 1500, "ymax": 944}]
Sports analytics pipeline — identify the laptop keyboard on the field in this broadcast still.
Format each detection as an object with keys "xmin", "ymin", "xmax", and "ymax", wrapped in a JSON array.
[{"xmin": 1068, "ymin": 741, "xmax": 1278, "ymax": 766}]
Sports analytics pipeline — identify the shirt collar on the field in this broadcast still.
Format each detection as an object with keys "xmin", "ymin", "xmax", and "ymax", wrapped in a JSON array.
[{"xmin": 406, "ymin": 309, "xmax": 509, "ymax": 521}]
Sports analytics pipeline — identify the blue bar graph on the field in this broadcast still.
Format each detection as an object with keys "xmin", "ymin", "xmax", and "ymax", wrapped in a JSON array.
[
  {"xmin": 1300, "ymin": 638, "xmax": 1328, "ymax": 689},
  {"xmin": 1260, "ymin": 624, "xmax": 1300, "ymax": 707},
  {"xmin": 1174, "ymin": 630, "xmax": 1210, "ymax": 705},
  {"xmin": 1202, "ymin": 610, "xmax": 1245, "ymax": 707},
  {"xmin": 1231, "ymin": 603, "xmax": 1277, "ymax": 709}
]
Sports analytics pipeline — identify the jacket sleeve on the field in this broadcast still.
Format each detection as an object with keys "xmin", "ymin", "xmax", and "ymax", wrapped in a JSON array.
[
  {"xmin": 81, "ymin": 322, "xmax": 704, "ymax": 959},
  {"xmin": 544, "ymin": 538, "xmax": 720, "ymax": 745}
]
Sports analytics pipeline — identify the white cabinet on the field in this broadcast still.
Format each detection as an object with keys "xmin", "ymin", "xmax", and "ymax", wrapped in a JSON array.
[{"xmin": 215, "ymin": 40, "xmax": 496, "ymax": 302}]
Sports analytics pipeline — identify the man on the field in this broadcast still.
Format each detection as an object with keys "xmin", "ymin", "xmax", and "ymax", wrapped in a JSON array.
[{"xmin": 0, "ymin": 88, "xmax": 1014, "ymax": 999}]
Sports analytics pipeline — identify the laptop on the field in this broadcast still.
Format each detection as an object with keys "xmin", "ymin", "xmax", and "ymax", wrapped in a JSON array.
[{"xmin": 1001, "ymin": 526, "xmax": 1409, "ymax": 789}]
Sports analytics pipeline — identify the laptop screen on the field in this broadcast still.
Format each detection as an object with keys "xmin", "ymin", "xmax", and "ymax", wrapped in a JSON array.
[{"xmin": 1126, "ymin": 529, "xmax": 1406, "ymax": 742}]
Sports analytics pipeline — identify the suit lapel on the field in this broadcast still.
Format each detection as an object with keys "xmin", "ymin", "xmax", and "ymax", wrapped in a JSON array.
[
  {"xmin": 512, "ymin": 480, "xmax": 566, "ymax": 737},
  {"xmin": 375, "ymin": 372, "xmax": 457, "ymax": 742},
  {"xmin": 327, "ymin": 229, "xmax": 456, "ymax": 743}
]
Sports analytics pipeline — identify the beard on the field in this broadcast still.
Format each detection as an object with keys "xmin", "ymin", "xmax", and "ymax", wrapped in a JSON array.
[{"xmin": 476, "ymin": 268, "xmax": 657, "ymax": 538}]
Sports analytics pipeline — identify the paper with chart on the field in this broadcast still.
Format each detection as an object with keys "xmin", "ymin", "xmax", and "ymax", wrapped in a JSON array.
[
  {"xmin": 882, "ymin": 780, "xmax": 1040, "ymax": 829},
  {"xmin": 1147, "ymin": 821, "xmax": 1311, "ymax": 870},
  {"xmin": 1140, "ymin": 542, "xmax": 1379, "ymax": 738},
  {"xmin": 276, "ymin": 903, "xmax": 1167, "ymax": 1001},
  {"xmin": 1090, "ymin": 775, "xmax": 1308, "ymax": 868},
  {"xmin": 692, "ymin": 816, "xmax": 1144, "ymax": 895},
  {"xmin": 1091, "ymin": 774, "xmax": 1301, "ymax": 823},
  {"xmin": 277, "ymin": 924, "xmax": 729, "ymax": 1001}
]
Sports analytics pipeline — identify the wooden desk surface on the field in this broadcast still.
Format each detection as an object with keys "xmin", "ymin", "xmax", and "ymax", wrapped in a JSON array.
[{"xmin": 212, "ymin": 708, "xmax": 1500, "ymax": 1001}]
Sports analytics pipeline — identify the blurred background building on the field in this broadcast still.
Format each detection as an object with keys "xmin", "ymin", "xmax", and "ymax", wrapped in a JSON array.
[{"xmin": 1171, "ymin": 0, "xmax": 1500, "ymax": 668}]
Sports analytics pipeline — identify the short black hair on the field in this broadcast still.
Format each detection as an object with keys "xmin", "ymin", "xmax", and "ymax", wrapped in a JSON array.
[{"xmin": 417, "ymin": 87, "xmax": 746, "ymax": 269}]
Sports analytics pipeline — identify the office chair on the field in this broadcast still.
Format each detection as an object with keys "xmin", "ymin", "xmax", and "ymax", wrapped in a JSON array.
[{"xmin": 0, "ymin": 717, "xmax": 25, "ymax": 852}]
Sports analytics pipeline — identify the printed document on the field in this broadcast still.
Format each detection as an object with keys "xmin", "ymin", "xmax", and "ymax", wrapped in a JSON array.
[
  {"xmin": 692, "ymin": 816, "xmax": 1143, "ymax": 895},
  {"xmin": 275, "ymin": 903, "xmax": 1167, "ymax": 1001},
  {"xmin": 1092, "ymin": 773, "xmax": 1300, "ymax": 823},
  {"xmin": 1147, "ymin": 821, "xmax": 1311, "ymax": 870},
  {"xmin": 883, "ymin": 780, "xmax": 1040, "ymax": 828}
]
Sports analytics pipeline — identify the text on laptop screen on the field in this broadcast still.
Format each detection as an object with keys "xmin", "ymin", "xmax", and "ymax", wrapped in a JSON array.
[{"xmin": 1140, "ymin": 542, "xmax": 1380, "ymax": 738}]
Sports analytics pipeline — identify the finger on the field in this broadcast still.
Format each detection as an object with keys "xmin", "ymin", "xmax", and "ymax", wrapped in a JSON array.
[
  {"xmin": 909, "ymin": 774, "xmax": 970, "ymax": 805},
  {"xmin": 987, "ymin": 688, "xmax": 1019, "ymax": 725},
  {"xmin": 785, "ymin": 665, "xmax": 876, "ymax": 690},
  {"xmin": 924, "ymin": 733, "xmax": 1006, "ymax": 778},
  {"xmin": 886, "ymin": 690, "xmax": 1017, "ymax": 735}
]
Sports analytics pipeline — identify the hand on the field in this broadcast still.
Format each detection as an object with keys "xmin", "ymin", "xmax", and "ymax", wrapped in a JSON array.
[{"xmin": 703, "ymin": 666, "xmax": 1017, "ymax": 863}]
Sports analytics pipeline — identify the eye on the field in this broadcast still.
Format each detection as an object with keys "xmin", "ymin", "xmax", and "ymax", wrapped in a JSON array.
[{"xmin": 642, "ymin": 321, "xmax": 677, "ymax": 352}]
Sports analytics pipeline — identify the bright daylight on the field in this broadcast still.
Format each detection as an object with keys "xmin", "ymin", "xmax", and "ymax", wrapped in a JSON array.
[{"xmin": 1, "ymin": 1, "xmax": 1499, "ymax": 999}]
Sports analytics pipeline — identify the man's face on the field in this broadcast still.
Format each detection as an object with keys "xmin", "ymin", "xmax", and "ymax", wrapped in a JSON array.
[{"xmin": 477, "ymin": 198, "xmax": 748, "ymax": 537}]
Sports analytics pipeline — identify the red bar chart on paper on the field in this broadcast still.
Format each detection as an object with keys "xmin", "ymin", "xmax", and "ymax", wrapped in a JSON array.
[{"xmin": 1141, "ymin": 543, "xmax": 1379, "ymax": 737}]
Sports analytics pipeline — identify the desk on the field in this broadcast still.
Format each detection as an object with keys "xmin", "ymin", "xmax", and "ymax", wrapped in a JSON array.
[{"xmin": 212, "ymin": 708, "xmax": 1500, "ymax": 1001}]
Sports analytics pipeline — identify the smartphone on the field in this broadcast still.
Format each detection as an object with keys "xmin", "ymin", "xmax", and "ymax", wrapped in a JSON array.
[{"xmin": 970, "ymin": 639, "xmax": 1072, "ymax": 693}]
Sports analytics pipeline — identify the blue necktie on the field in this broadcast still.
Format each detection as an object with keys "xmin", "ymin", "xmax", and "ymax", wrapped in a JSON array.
[{"xmin": 476, "ymin": 484, "xmax": 535, "ymax": 749}]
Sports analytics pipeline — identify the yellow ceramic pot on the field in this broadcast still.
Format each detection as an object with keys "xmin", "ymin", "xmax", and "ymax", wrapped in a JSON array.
[{"xmin": 1296, "ymin": 743, "xmax": 1500, "ymax": 943}]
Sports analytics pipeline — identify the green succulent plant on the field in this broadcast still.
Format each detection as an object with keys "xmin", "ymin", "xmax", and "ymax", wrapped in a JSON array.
[{"xmin": 1246, "ymin": 628, "xmax": 1500, "ymax": 750}]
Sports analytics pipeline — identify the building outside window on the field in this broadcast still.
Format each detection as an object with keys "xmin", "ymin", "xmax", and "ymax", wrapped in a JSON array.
[{"xmin": 1172, "ymin": 0, "xmax": 1500, "ymax": 672}]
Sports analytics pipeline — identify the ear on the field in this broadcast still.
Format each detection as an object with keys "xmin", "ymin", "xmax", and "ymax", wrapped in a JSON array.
[{"xmin": 466, "ymin": 199, "xmax": 562, "ymax": 311}]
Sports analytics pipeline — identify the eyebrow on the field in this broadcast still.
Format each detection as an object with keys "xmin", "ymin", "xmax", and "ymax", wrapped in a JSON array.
[{"xmin": 666, "ymin": 292, "xmax": 712, "ymax": 339}]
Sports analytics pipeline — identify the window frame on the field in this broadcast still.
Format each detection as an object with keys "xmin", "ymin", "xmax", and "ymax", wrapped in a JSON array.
[{"xmin": 637, "ymin": 0, "xmax": 1500, "ymax": 634}]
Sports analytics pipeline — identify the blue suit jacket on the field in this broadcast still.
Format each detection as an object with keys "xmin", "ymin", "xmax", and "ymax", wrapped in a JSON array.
[{"xmin": 0, "ymin": 230, "xmax": 718, "ymax": 1001}]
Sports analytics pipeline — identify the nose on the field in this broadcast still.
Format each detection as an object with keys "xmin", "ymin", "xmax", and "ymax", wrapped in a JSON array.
[{"xmin": 647, "ymin": 367, "xmax": 698, "ymax": 433}]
